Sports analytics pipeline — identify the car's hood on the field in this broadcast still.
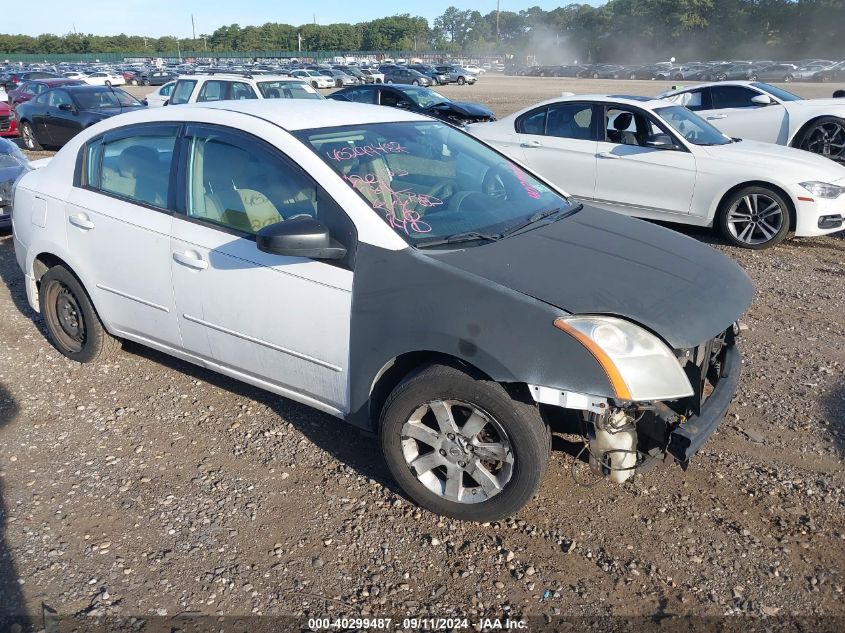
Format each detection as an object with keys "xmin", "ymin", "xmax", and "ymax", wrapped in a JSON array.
[
  {"xmin": 81, "ymin": 105, "xmax": 144, "ymax": 117},
  {"xmin": 433, "ymin": 205, "xmax": 754, "ymax": 349},
  {"xmin": 699, "ymin": 139, "xmax": 845, "ymax": 179},
  {"xmin": 428, "ymin": 100, "xmax": 495, "ymax": 119},
  {"xmin": 790, "ymin": 98, "xmax": 845, "ymax": 108}
]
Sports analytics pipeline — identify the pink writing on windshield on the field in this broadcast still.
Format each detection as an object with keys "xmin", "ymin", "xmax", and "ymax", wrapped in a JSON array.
[
  {"xmin": 327, "ymin": 141, "xmax": 407, "ymax": 161},
  {"xmin": 509, "ymin": 164, "xmax": 542, "ymax": 199},
  {"xmin": 345, "ymin": 173, "xmax": 437, "ymax": 236}
]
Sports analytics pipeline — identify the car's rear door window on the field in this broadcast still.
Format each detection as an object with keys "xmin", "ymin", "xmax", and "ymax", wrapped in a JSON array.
[
  {"xmin": 545, "ymin": 103, "xmax": 596, "ymax": 140},
  {"xmin": 88, "ymin": 126, "xmax": 179, "ymax": 209},
  {"xmin": 710, "ymin": 85, "xmax": 759, "ymax": 109}
]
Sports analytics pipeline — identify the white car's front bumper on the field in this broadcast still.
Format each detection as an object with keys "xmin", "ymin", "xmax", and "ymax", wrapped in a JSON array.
[{"xmin": 792, "ymin": 182, "xmax": 845, "ymax": 236}]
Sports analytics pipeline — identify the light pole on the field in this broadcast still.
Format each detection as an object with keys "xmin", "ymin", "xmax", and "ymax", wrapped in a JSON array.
[{"xmin": 496, "ymin": 0, "xmax": 501, "ymax": 42}]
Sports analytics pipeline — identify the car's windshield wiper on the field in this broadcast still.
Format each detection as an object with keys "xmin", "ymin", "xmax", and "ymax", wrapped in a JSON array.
[
  {"xmin": 416, "ymin": 231, "xmax": 500, "ymax": 249},
  {"xmin": 499, "ymin": 205, "xmax": 574, "ymax": 239}
]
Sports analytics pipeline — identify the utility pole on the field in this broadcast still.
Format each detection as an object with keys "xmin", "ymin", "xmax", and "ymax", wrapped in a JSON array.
[{"xmin": 496, "ymin": 0, "xmax": 500, "ymax": 42}]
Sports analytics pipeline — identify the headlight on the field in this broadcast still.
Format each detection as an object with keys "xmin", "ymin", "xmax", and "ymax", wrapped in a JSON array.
[
  {"xmin": 799, "ymin": 181, "xmax": 844, "ymax": 199},
  {"xmin": 554, "ymin": 316, "xmax": 694, "ymax": 402}
]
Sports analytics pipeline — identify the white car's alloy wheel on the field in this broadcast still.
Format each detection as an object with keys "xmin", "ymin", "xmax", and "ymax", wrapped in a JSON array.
[{"xmin": 722, "ymin": 189, "xmax": 789, "ymax": 248}]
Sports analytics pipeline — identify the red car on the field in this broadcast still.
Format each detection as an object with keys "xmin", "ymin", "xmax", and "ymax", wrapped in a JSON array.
[
  {"xmin": 6, "ymin": 78, "xmax": 83, "ymax": 110},
  {"xmin": 0, "ymin": 101, "xmax": 17, "ymax": 137}
]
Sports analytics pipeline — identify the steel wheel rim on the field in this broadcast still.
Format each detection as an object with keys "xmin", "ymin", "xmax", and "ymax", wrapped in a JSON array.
[
  {"xmin": 45, "ymin": 282, "xmax": 86, "ymax": 353},
  {"xmin": 802, "ymin": 121, "xmax": 845, "ymax": 160},
  {"xmin": 727, "ymin": 193, "xmax": 785, "ymax": 245},
  {"xmin": 400, "ymin": 399, "xmax": 514, "ymax": 504}
]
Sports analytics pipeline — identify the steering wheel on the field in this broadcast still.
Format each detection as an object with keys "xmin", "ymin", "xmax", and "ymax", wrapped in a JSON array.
[
  {"xmin": 420, "ymin": 182, "xmax": 456, "ymax": 212},
  {"xmin": 482, "ymin": 166, "xmax": 509, "ymax": 200}
]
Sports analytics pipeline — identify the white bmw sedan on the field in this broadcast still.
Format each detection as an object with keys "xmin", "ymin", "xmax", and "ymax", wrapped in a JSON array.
[
  {"xmin": 468, "ymin": 94, "xmax": 845, "ymax": 248},
  {"xmin": 10, "ymin": 100, "xmax": 756, "ymax": 520}
]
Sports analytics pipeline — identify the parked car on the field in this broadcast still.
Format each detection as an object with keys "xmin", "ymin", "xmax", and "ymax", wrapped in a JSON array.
[
  {"xmin": 434, "ymin": 65, "xmax": 477, "ymax": 85},
  {"xmin": 328, "ymin": 84, "xmax": 495, "ymax": 125},
  {"xmin": 660, "ymin": 81, "xmax": 845, "ymax": 163},
  {"xmin": 358, "ymin": 69, "xmax": 384, "ymax": 84},
  {"xmin": 0, "ymin": 137, "xmax": 30, "ymax": 229},
  {"xmin": 748, "ymin": 64, "xmax": 798, "ymax": 82},
  {"xmin": 15, "ymin": 85, "xmax": 145, "ymax": 150},
  {"xmin": 463, "ymin": 64, "xmax": 485, "ymax": 75},
  {"xmin": 62, "ymin": 72, "xmax": 87, "ymax": 80},
  {"xmin": 0, "ymin": 70, "xmax": 60, "ymax": 91},
  {"xmin": 318, "ymin": 68, "xmax": 358, "ymax": 87},
  {"xmin": 11, "ymin": 99, "xmax": 753, "ymax": 521},
  {"xmin": 468, "ymin": 94, "xmax": 845, "ymax": 248},
  {"xmin": 144, "ymin": 81, "xmax": 175, "ymax": 108},
  {"xmin": 147, "ymin": 71, "xmax": 178, "ymax": 86},
  {"xmin": 806, "ymin": 61, "xmax": 845, "ymax": 83},
  {"xmin": 407, "ymin": 64, "xmax": 449, "ymax": 85},
  {"xmin": 0, "ymin": 100, "xmax": 17, "ymax": 138},
  {"xmin": 383, "ymin": 68, "xmax": 432, "ymax": 86},
  {"xmin": 7, "ymin": 79, "xmax": 84, "ymax": 109},
  {"xmin": 791, "ymin": 64, "xmax": 834, "ymax": 81},
  {"xmin": 168, "ymin": 74, "xmax": 324, "ymax": 105},
  {"xmin": 290, "ymin": 70, "xmax": 336, "ymax": 89},
  {"xmin": 84, "ymin": 72, "xmax": 126, "ymax": 87}
]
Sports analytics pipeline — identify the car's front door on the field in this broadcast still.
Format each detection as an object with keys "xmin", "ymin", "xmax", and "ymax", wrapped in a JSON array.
[
  {"xmin": 514, "ymin": 102, "xmax": 599, "ymax": 200},
  {"xmin": 169, "ymin": 125, "xmax": 355, "ymax": 414},
  {"xmin": 66, "ymin": 124, "xmax": 182, "ymax": 348},
  {"xmin": 593, "ymin": 106, "xmax": 697, "ymax": 218},
  {"xmin": 698, "ymin": 84, "xmax": 788, "ymax": 143},
  {"xmin": 43, "ymin": 89, "xmax": 79, "ymax": 146}
]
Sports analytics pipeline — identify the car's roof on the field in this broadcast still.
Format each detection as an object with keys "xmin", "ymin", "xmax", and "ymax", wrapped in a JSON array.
[
  {"xmin": 523, "ymin": 93, "xmax": 670, "ymax": 110},
  {"xmin": 32, "ymin": 78, "xmax": 81, "ymax": 87},
  {"xmin": 660, "ymin": 80, "xmax": 761, "ymax": 95},
  {"xmin": 179, "ymin": 73, "xmax": 305, "ymax": 83},
  {"xmin": 133, "ymin": 99, "xmax": 428, "ymax": 131},
  {"xmin": 62, "ymin": 84, "xmax": 131, "ymax": 92}
]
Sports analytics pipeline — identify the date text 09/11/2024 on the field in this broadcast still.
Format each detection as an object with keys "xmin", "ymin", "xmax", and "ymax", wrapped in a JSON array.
[{"xmin": 307, "ymin": 617, "xmax": 528, "ymax": 630}]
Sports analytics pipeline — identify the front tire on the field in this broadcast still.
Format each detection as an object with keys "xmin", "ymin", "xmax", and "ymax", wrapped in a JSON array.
[
  {"xmin": 39, "ymin": 265, "xmax": 121, "ymax": 363},
  {"xmin": 380, "ymin": 364, "xmax": 551, "ymax": 521},
  {"xmin": 795, "ymin": 116, "xmax": 845, "ymax": 162},
  {"xmin": 105, "ymin": 80, "xmax": 112, "ymax": 87},
  {"xmin": 20, "ymin": 122, "xmax": 42, "ymax": 151},
  {"xmin": 718, "ymin": 186, "xmax": 790, "ymax": 249}
]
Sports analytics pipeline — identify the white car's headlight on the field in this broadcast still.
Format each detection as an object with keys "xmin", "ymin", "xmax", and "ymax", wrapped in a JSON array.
[
  {"xmin": 799, "ymin": 181, "xmax": 844, "ymax": 199},
  {"xmin": 554, "ymin": 316, "xmax": 694, "ymax": 402}
]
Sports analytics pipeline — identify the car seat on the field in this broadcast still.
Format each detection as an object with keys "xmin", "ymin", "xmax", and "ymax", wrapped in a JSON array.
[{"xmin": 608, "ymin": 112, "xmax": 639, "ymax": 145}]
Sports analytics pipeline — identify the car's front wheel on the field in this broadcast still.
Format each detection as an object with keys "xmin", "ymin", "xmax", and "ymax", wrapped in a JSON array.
[
  {"xmin": 105, "ymin": 80, "xmax": 112, "ymax": 87},
  {"xmin": 719, "ymin": 186, "xmax": 790, "ymax": 249},
  {"xmin": 796, "ymin": 116, "xmax": 845, "ymax": 162},
  {"xmin": 39, "ymin": 265, "xmax": 121, "ymax": 363},
  {"xmin": 380, "ymin": 364, "xmax": 550, "ymax": 521},
  {"xmin": 20, "ymin": 122, "xmax": 42, "ymax": 151}
]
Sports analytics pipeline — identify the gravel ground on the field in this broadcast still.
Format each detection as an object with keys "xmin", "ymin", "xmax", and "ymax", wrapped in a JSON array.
[{"xmin": 1, "ymin": 76, "xmax": 844, "ymax": 630}]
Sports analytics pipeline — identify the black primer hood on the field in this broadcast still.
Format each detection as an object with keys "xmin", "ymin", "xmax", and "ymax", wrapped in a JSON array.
[{"xmin": 434, "ymin": 205, "xmax": 755, "ymax": 349}]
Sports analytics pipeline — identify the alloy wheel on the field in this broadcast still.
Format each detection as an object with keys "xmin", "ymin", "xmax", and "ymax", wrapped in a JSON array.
[
  {"xmin": 802, "ymin": 121, "xmax": 845, "ymax": 161},
  {"xmin": 21, "ymin": 124, "xmax": 36, "ymax": 150},
  {"xmin": 400, "ymin": 399, "xmax": 514, "ymax": 504},
  {"xmin": 726, "ymin": 193, "xmax": 785, "ymax": 246}
]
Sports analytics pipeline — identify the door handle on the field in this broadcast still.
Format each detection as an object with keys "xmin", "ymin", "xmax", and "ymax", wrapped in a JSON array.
[
  {"xmin": 520, "ymin": 140, "xmax": 543, "ymax": 148},
  {"xmin": 706, "ymin": 114, "xmax": 727, "ymax": 120},
  {"xmin": 597, "ymin": 151, "xmax": 620, "ymax": 159},
  {"xmin": 68, "ymin": 214, "xmax": 94, "ymax": 230},
  {"xmin": 173, "ymin": 251, "xmax": 208, "ymax": 270}
]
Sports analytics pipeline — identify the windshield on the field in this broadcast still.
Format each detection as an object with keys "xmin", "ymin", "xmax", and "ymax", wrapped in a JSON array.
[
  {"xmin": 294, "ymin": 121, "xmax": 577, "ymax": 247},
  {"xmin": 752, "ymin": 82, "xmax": 802, "ymax": 102},
  {"xmin": 257, "ymin": 81, "xmax": 322, "ymax": 100},
  {"xmin": 654, "ymin": 105, "xmax": 732, "ymax": 145},
  {"xmin": 400, "ymin": 87, "xmax": 449, "ymax": 108},
  {"xmin": 73, "ymin": 89, "xmax": 142, "ymax": 109}
]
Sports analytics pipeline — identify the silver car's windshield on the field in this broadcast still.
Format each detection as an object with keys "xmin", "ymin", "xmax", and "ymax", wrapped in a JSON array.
[
  {"xmin": 295, "ymin": 121, "xmax": 578, "ymax": 247},
  {"xmin": 752, "ymin": 82, "xmax": 802, "ymax": 102},
  {"xmin": 654, "ymin": 105, "xmax": 733, "ymax": 146}
]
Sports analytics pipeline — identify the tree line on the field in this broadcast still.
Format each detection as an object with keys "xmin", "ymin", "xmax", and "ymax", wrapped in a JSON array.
[{"xmin": 1, "ymin": 2, "xmax": 843, "ymax": 62}]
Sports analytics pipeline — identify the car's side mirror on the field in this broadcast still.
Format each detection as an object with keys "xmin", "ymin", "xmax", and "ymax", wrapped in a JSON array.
[
  {"xmin": 751, "ymin": 94, "xmax": 774, "ymax": 106},
  {"xmin": 645, "ymin": 133, "xmax": 680, "ymax": 150},
  {"xmin": 58, "ymin": 103, "xmax": 77, "ymax": 113},
  {"xmin": 257, "ymin": 217, "xmax": 346, "ymax": 260},
  {"xmin": 162, "ymin": 99, "xmax": 169, "ymax": 106}
]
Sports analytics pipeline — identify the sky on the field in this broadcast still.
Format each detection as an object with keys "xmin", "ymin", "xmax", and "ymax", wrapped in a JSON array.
[{"xmin": 2, "ymin": 1, "xmax": 605, "ymax": 38}]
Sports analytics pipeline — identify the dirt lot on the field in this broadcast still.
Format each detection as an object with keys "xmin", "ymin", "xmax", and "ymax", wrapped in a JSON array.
[{"xmin": 1, "ymin": 76, "xmax": 844, "ymax": 630}]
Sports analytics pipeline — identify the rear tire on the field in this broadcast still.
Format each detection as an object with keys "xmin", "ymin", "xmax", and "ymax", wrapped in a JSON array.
[
  {"xmin": 783, "ymin": 75, "xmax": 793, "ymax": 82},
  {"xmin": 20, "ymin": 122, "xmax": 42, "ymax": 151},
  {"xmin": 794, "ymin": 116, "xmax": 845, "ymax": 162},
  {"xmin": 457, "ymin": 76, "xmax": 466, "ymax": 85},
  {"xmin": 39, "ymin": 265, "xmax": 121, "ymax": 363},
  {"xmin": 718, "ymin": 186, "xmax": 791, "ymax": 249},
  {"xmin": 380, "ymin": 364, "xmax": 551, "ymax": 521},
  {"xmin": 105, "ymin": 80, "xmax": 112, "ymax": 87}
]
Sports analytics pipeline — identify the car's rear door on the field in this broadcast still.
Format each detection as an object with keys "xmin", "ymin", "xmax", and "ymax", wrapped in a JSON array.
[
  {"xmin": 169, "ymin": 124, "xmax": 355, "ymax": 414},
  {"xmin": 66, "ymin": 124, "xmax": 182, "ymax": 348},
  {"xmin": 514, "ymin": 102, "xmax": 599, "ymax": 200}
]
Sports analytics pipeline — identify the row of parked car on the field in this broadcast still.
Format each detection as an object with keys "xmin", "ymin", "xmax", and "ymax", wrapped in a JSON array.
[
  {"xmin": 510, "ymin": 59, "xmax": 845, "ymax": 83},
  {"xmin": 6, "ymin": 69, "xmax": 844, "ymax": 520}
]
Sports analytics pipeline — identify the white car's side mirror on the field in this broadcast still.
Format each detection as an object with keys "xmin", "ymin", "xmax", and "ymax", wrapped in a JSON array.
[{"xmin": 751, "ymin": 94, "xmax": 774, "ymax": 106}]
